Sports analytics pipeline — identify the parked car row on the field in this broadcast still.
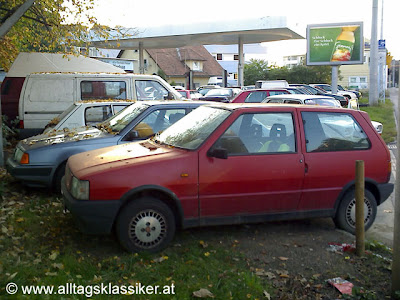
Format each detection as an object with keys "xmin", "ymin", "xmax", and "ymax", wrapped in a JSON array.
[{"xmin": 6, "ymin": 81, "xmax": 388, "ymax": 254}]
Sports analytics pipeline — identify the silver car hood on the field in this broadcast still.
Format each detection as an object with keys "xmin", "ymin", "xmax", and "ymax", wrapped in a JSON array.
[{"xmin": 20, "ymin": 126, "xmax": 111, "ymax": 150}]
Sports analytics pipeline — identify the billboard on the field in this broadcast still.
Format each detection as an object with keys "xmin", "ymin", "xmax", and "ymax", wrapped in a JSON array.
[{"xmin": 307, "ymin": 22, "xmax": 364, "ymax": 66}]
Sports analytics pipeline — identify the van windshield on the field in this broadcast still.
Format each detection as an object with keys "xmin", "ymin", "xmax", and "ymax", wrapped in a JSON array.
[{"xmin": 98, "ymin": 102, "xmax": 149, "ymax": 133}]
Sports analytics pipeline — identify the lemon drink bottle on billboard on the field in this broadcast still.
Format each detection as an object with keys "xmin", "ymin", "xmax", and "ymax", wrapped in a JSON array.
[{"xmin": 331, "ymin": 26, "xmax": 358, "ymax": 62}]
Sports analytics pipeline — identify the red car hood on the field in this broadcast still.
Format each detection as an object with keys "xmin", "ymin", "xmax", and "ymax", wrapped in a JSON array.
[{"xmin": 68, "ymin": 140, "xmax": 178, "ymax": 179}]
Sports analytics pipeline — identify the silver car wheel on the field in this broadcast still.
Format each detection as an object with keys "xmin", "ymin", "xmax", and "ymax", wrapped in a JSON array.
[
  {"xmin": 129, "ymin": 209, "xmax": 167, "ymax": 249},
  {"xmin": 345, "ymin": 197, "xmax": 373, "ymax": 228}
]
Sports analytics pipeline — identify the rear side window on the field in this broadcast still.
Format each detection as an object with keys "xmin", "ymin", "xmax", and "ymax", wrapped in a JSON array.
[
  {"xmin": 85, "ymin": 105, "xmax": 112, "ymax": 125},
  {"xmin": 80, "ymin": 81, "xmax": 127, "ymax": 100},
  {"xmin": 302, "ymin": 112, "xmax": 370, "ymax": 152},
  {"xmin": 244, "ymin": 91, "xmax": 268, "ymax": 103},
  {"xmin": 269, "ymin": 91, "xmax": 288, "ymax": 96}
]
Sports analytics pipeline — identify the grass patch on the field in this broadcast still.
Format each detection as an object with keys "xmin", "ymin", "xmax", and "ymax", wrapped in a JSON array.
[
  {"xmin": 358, "ymin": 92, "xmax": 397, "ymax": 143},
  {"xmin": 0, "ymin": 173, "xmax": 271, "ymax": 299}
]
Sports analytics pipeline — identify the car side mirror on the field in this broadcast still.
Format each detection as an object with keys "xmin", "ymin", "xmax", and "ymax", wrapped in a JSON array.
[
  {"xmin": 123, "ymin": 130, "xmax": 139, "ymax": 141},
  {"xmin": 164, "ymin": 91, "xmax": 174, "ymax": 100},
  {"xmin": 207, "ymin": 147, "xmax": 228, "ymax": 159}
]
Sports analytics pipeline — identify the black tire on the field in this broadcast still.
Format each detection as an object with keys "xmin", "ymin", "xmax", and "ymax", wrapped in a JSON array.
[
  {"xmin": 334, "ymin": 189, "xmax": 377, "ymax": 234},
  {"xmin": 116, "ymin": 197, "xmax": 176, "ymax": 253},
  {"xmin": 54, "ymin": 162, "xmax": 66, "ymax": 193}
]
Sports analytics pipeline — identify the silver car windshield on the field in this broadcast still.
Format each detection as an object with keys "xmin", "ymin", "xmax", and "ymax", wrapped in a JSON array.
[
  {"xmin": 99, "ymin": 102, "xmax": 149, "ymax": 133},
  {"xmin": 154, "ymin": 106, "xmax": 231, "ymax": 150}
]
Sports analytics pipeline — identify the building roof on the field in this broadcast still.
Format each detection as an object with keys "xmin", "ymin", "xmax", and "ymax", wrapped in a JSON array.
[
  {"xmin": 6, "ymin": 52, "xmax": 125, "ymax": 77},
  {"xmin": 146, "ymin": 46, "xmax": 224, "ymax": 77}
]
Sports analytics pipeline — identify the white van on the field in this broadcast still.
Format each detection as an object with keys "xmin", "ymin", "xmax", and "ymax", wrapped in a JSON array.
[
  {"xmin": 255, "ymin": 80, "xmax": 289, "ymax": 89},
  {"xmin": 18, "ymin": 72, "xmax": 182, "ymax": 138}
]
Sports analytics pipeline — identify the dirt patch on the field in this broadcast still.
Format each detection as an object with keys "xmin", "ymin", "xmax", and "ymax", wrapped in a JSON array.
[{"xmin": 180, "ymin": 219, "xmax": 393, "ymax": 299}]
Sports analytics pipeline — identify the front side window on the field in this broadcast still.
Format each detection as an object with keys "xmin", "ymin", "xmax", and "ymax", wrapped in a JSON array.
[
  {"xmin": 129, "ymin": 108, "xmax": 187, "ymax": 139},
  {"xmin": 302, "ymin": 112, "xmax": 370, "ymax": 152},
  {"xmin": 80, "ymin": 81, "xmax": 127, "ymax": 100},
  {"xmin": 211, "ymin": 112, "xmax": 296, "ymax": 155},
  {"xmin": 135, "ymin": 80, "xmax": 169, "ymax": 100}
]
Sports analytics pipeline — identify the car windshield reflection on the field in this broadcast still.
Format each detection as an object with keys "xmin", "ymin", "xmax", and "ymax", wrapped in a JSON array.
[
  {"xmin": 154, "ymin": 106, "xmax": 231, "ymax": 149},
  {"xmin": 98, "ymin": 102, "xmax": 149, "ymax": 133}
]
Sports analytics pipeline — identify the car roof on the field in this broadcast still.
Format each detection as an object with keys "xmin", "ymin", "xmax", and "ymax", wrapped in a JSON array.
[
  {"xmin": 242, "ymin": 88, "xmax": 289, "ymax": 92},
  {"xmin": 74, "ymin": 99, "xmax": 136, "ymax": 106},
  {"xmin": 266, "ymin": 94, "xmax": 335, "ymax": 100},
  {"xmin": 140, "ymin": 100, "xmax": 213, "ymax": 106},
  {"xmin": 204, "ymin": 102, "xmax": 345, "ymax": 112}
]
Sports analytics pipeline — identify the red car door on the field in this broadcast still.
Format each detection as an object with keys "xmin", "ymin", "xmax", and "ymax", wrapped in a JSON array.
[
  {"xmin": 297, "ymin": 109, "xmax": 381, "ymax": 210},
  {"xmin": 198, "ymin": 108, "xmax": 305, "ymax": 218}
]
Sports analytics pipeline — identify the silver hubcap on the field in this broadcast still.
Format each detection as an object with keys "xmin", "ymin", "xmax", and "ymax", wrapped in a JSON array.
[
  {"xmin": 129, "ymin": 210, "xmax": 167, "ymax": 249},
  {"xmin": 345, "ymin": 197, "xmax": 372, "ymax": 228}
]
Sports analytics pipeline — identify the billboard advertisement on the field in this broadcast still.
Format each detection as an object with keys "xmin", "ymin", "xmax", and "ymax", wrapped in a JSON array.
[{"xmin": 307, "ymin": 22, "xmax": 364, "ymax": 66}]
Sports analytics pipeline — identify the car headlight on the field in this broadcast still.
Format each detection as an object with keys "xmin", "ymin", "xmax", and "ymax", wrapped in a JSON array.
[{"xmin": 70, "ymin": 176, "xmax": 89, "ymax": 200}]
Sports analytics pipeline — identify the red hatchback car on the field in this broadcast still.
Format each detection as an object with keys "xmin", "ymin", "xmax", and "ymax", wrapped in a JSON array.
[
  {"xmin": 231, "ymin": 88, "xmax": 290, "ymax": 103},
  {"xmin": 62, "ymin": 104, "xmax": 393, "ymax": 253}
]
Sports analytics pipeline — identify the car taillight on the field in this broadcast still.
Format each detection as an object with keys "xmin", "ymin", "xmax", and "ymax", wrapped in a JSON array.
[
  {"xmin": 19, "ymin": 120, "xmax": 24, "ymax": 129},
  {"xmin": 387, "ymin": 160, "xmax": 392, "ymax": 182}
]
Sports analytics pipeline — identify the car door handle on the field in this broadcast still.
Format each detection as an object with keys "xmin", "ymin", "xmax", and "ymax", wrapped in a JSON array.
[{"xmin": 304, "ymin": 162, "xmax": 309, "ymax": 173}]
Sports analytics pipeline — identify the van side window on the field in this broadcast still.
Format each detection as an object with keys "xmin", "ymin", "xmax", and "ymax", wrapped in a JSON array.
[
  {"xmin": 80, "ymin": 81, "xmax": 127, "ymax": 100},
  {"xmin": 85, "ymin": 105, "xmax": 112, "ymax": 125},
  {"xmin": 302, "ymin": 112, "xmax": 370, "ymax": 152},
  {"xmin": 211, "ymin": 113, "xmax": 296, "ymax": 155},
  {"xmin": 135, "ymin": 80, "xmax": 169, "ymax": 100}
]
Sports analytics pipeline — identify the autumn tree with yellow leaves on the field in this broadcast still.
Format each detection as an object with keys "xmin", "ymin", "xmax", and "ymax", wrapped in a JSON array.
[{"xmin": 0, "ymin": 0, "xmax": 112, "ymax": 71}]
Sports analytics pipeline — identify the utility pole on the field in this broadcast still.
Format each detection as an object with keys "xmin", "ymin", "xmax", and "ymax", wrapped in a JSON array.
[
  {"xmin": 0, "ymin": 0, "xmax": 36, "ymax": 167},
  {"xmin": 392, "ymin": 85, "xmax": 400, "ymax": 297},
  {"xmin": 369, "ymin": 0, "xmax": 379, "ymax": 105}
]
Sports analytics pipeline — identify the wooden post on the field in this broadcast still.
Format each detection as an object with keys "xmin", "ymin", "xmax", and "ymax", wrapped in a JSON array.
[{"xmin": 355, "ymin": 160, "xmax": 365, "ymax": 256}]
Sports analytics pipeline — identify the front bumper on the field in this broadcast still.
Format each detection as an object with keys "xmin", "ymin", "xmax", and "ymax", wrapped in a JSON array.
[
  {"xmin": 6, "ymin": 157, "xmax": 53, "ymax": 188},
  {"xmin": 61, "ymin": 177, "xmax": 121, "ymax": 235},
  {"xmin": 378, "ymin": 183, "xmax": 394, "ymax": 205}
]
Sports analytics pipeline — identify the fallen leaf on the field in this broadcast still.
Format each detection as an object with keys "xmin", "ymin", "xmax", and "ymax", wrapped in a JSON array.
[
  {"xmin": 45, "ymin": 272, "xmax": 57, "ymax": 276},
  {"xmin": 192, "ymin": 288, "xmax": 214, "ymax": 298},
  {"xmin": 263, "ymin": 290, "xmax": 271, "ymax": 299},
  {"xmin": 153, "ymin": 256, "xmax": 168, "ymax": 263},
  {"xmin": 9, "ymin": 272, "xmax": 18, "ymax": 280},
  {"xmin": 199, "ymin": 240, "xmax": 208, "ymax": 248},
  {"xmin": 49, "ymin": 251, "xmax": 59, "ymax": 261},
  {"xmin": 278, "ymin": 257, "xmax": 289, "ymax": 261},
  {"xmin": 52, "ymin": 263, "xmax": 64, "ymax": 270},
  {"xmin": 15, "ymin": 217, "xmax": 24, "ymax": 223}
]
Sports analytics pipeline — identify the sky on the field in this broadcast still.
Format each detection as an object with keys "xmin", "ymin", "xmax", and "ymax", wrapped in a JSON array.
[{"xmin": 93, "ymin": 0, "xmax": 399, "ymax": 61}]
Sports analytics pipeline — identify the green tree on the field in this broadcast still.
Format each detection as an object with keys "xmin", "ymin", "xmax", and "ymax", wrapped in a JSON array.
[
  {"xmin": 0, "ymin": 0, "xmax": 114, "ymax": 71},
  {"xmin": 243, "ymin": 59, "xmax": 334, "ymax": 85},
  {"xmin": 244, "ymin": 59, "xmax": 268, "ymax": 86}
]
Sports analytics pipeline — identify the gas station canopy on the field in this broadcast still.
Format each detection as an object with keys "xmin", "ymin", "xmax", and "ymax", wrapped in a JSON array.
[{"xmin": 91, "ymin": 16, "xmax": 304, "ymax": 86}]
